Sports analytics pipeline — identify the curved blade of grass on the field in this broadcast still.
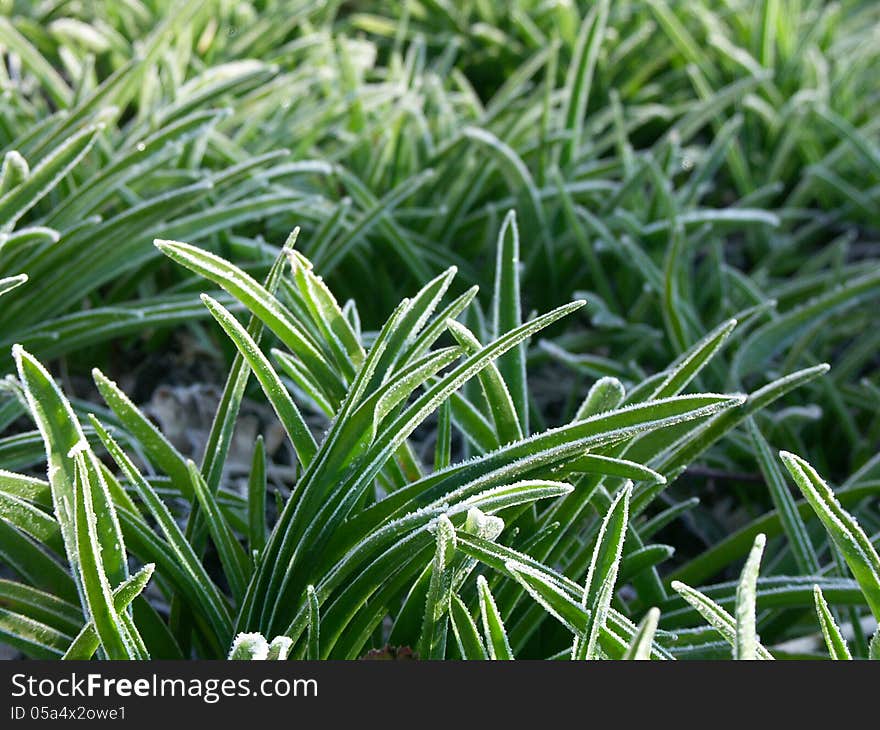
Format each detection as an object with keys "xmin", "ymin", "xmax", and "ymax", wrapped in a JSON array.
[
  {"xmin": 0, "ymin": 580, "xmax": 81, "ymax": 637},
  {"xmin": 13, "ymin": 346, "xmax": 129, "ymax": 596},
  {"xmin": 0, "ymin": 490, "xmax": 62, "ymax": 553},
  {"xmin": 619, "ymin": 545, "xmax": 675, "ymax": 586},
  {"xmin": 187, "ymin": 461, "xmax": 250, "ymax": 603},
  {"xmin": 63, "ymin": 563, "xmax": 155, "ymax": 660},
  {"xmin": 434, "ymin": 399, "xmax": 452, "ymax": 472},
  {"xmin": 287, "ymin": 249, "xmax": 364, "ymax": 377},
  {"xmin": 506, "ymin": 560, "xmax": 590, "ymax": 634},
  {"xmin": 780, "ymin": 451, "xmax": 880, "ymax": 620},
  {"xmin": 88, "ymin": 417, "xmax": 231, "ymax": 640},
  {"xmin": 0, "ymin": 608, "xmax": 72, "ymax": 659},
  {"xmin": 201, "ymin": 294, "xmax": 317, "ymax": 468},
  {"xmin": 651, "ymin": 318, "xmax": 737, "ymax": 399},
  {"xmin": 0, "ymin": 274, "xmax": 28, "ymax": 298},
  {"xmin": 813, "ymin": 585, "xmax": 852, "ymax": 660},
  {"xmin": 362, "ymin": 265, "xmax": 458, "ymax": 390},
  {"xmin": 491, "ymin": 210, "xmax": 528, "ymax": 433},
  {"xmin": 155, "ymin": 239, "xmax": 344, "ymax": 402},
  {"xmin": 576, "ymin": 376, "xmax": 625, "ymax": 419},
  {"xmin": 0, "ymin": 124, "xmax": 100, "ymax": 229},
  {"xmin": 560, "ymin": 0, "xmax": 610, "ymax": 167},
  {"xmin": 564, "ymin": 454, "xmax": 665, "ymax": 484}
]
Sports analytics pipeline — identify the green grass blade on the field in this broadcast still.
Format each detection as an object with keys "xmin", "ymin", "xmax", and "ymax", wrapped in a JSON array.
[
  {"xmin": 747, "ymin": 419, "xmax": 819, "ymax": 574},
  {"xmin": 623, "ymin": 608, "xmax": 661, "ymax": 660},
  {"xmin": 560, "ymin": 0, "xmax": 610, "ymax": 167},
  {"xmin": 201, "ymin": 294, "xmax": 317, "ymax": 468},
  {"xmin": 491, "ymin": 210, "xmax": 528, "ymax": 433},
  {"xmin": 575, "ymin": 376, "xmax": 625, "ymax": 419},
  {"xmin": 92, "ymin": 368, "xmax": 192, "ymax": 499},
  {"xmin": 449, "ymin": 593, "xmax": 488, "ymax": 660},
  {"xmin": 71, "ymin": 453, "xmax": 141, "ymax": 660},
  {"xmin": 813, "ymin": 585, "xmax": 852, "ymax": 660},
  {"xmin": 0, "ymin": 125, "xmax": 100, "ymax": 229},
  {"xmin": 89, "ymin": 417, "xmax": 232, "ymax": 641},
  {"xmin": 306, "ymin": 584, "xmax": 320, "ymax": 661},
  {"xmin": 574, "ymin": 483, "xmax": 631, "ymax": 660},
  {"xmin": 187, "ymin": 461, "xmax": 250, "ymax": 603},
  {"xmin": 670, "ymin": 580, "xmax": 773, "ymax": 660},
  {"xmin": 780, "ymin": 451, "xmax": 880, "ymax": 620},
  {"xmin": 417, "ymin": 515, "xmax": 457, "ymax": 659},
  {"xmin": 735, "ymin": 534, "xmax": 766, "ymax": 660},
  {"xmin": 63, "ymin": 564, "xmax": 155, "ymax": 660},
  {"xmin": 248, "ymin": 436, "xmax": 267, "ymax": 557},
  {"xmin": 506, "ymin": 560, "xmax": 590, "ymax": 635},
  {"xmin": 447, "ymin": 319, "xmax": 522, "ymax": 445},
  {"xmin": 155, "ymin": 239, "xmax": 344, "ymax": 401}
]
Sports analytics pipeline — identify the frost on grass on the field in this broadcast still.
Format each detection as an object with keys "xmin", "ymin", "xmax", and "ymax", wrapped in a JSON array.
[{"xmin": 228, "ymin": 632, "xmax": 270, "ymax": 661}]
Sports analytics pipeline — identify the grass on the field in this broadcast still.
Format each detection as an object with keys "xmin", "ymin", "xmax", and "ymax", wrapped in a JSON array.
[{"xmin": 0, "ymin": 0, "xmax": 878, "ymax": 660}]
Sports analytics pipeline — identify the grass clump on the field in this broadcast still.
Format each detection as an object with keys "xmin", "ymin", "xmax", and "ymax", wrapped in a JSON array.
[{"xmin": 0, "ymin": 1, "xmax": 878, "ymax": 660}]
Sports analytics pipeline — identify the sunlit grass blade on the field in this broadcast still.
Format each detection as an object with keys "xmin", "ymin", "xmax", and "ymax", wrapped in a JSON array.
[
  {"xmin": 447, "ymin": 320, "xmax": 522, "ymax": 444},
  {"xmin": 734, "ymin": 534, "xmax": 766, "ymax": 660},
  {"xmin": 623, "ymin": 608, "xmax": 661, "ymax": 660},
  {"xmin": 71, "ymin": 453, "xmax": 141, "ymax": 659},
  {"xmin": 506, "ymin": 560, "xmax": 590, "ymax": 635},
  {"xmin": 13, "ymin": 346, "xmax": 127, "ymax": 594},
  {"xmin": 491, "ymin": 210, "xmax": 528, "ymax": 433},
  {"xmin": 88, "ymin": 417, "xmax": 232, "ymax": 643},
  {"xmin": 813, "ymin": 585, "xmax": 852, "ymax": 660},
  {"xmin": 155, "ymin": 239, "xmax": 344, "ymax": 402}
]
